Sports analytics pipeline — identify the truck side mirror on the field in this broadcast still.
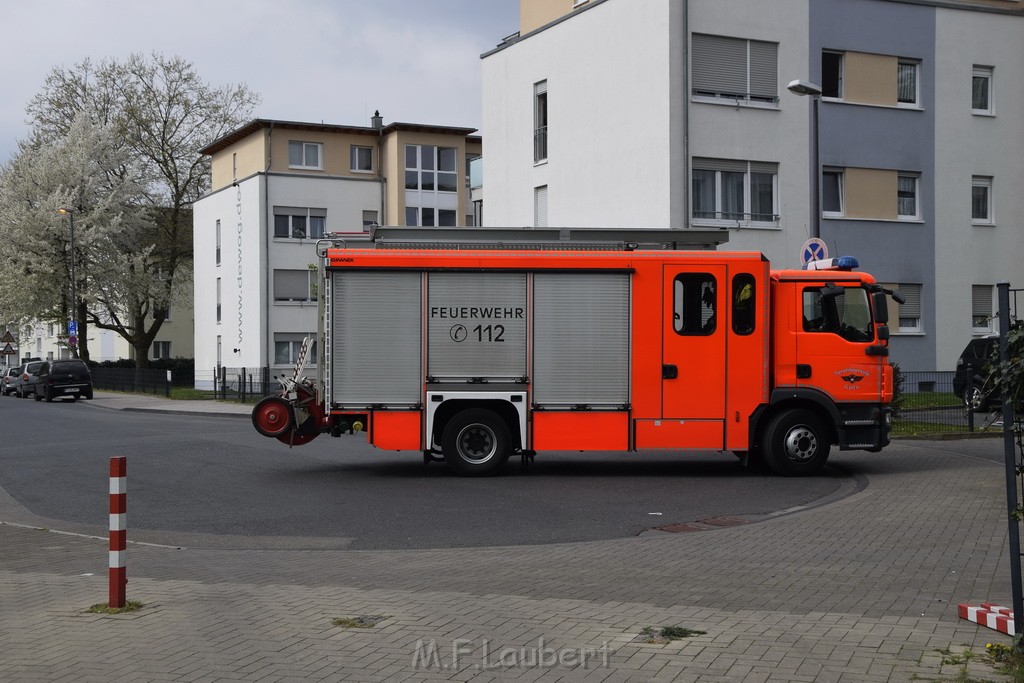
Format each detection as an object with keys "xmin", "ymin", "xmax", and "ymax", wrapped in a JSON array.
[{"xmin": 871, "ymin": 291, "xmax": 889, "ymax": 324}]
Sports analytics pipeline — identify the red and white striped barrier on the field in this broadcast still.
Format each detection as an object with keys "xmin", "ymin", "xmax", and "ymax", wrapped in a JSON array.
[
  {"xmin": 109, "ymin": 456, "xmax": 127, "ymax": 608},
  {"xmin": 958, "ymin": 603, "xmax": 1015, "ymax": 635}
]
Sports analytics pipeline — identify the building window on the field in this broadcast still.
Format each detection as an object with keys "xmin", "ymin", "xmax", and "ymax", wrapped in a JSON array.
[
  {"xmin": 972, "ymin": 176, "xmax": 993, "ymax": 224},
  {"xmin": 972, "ymin": 66, "xmax": 993, "ymax": 115},
  {"xmin": 273, "ymin": 269, "xmax": 316, "ymax": 302},
  {"xmin": 154, "ymin": 302, "xmax": 172, "ymax": 321},
  {"xmin": 535, "ymin": 185, "xmax": 548, "ymax": 227},
  {"xmin": 288, "ymin": 141, "xmax": 322, "ymax": 170},
  {"xmin": 890, "ymin": 283, "xmax": 922, "ymax": 333},
  {"xmin": 691, "ymin": 34, "xmax": 778, "ymax": 104},
  {"xmin": 822, "ymin": 169, "xmax": 844, "ymax": 217},
  {"xmin": 897, "ymin": 174, "xmax": 919, "ymax": 219},
  {"xmin": 216, "ymin": 278, "xmax": 222, "ymax": 324},
  {"xmin": 273, "ymin": 207, "xmax": 326, "ymax": 239},
  {"xmin": 405, "ymin": 145, "xmax": 458, "ymax": 226},
  {"xmin": 406, "ymin": 207, "xmax": 456, "ymax": 227},
  {"xmin": 405, "ymin": 145, "xmax": 458, "ymax": 193},
  {"xmin": 972, "ymin": 285, "xmax": 993, "ymax": 332},
  {"xmin": 215, "ymin": 219, "xmax": 221, "ymax": 266},
  {"xmin": 691, "ymin": 159, "xmax": 778, "ymax": 225},
  {"xmin": 822, "ymin": 51, "xmax": 844, "ymax": 99},
  {"xmin": 897, "ymin": 61, "xmax": 919, "ymax": 106},
  {"xmin": 534, "ymin": 80, "xmax": 548, "ymax": 162},
  {"xmin": 350, "ymin": 145, "xmax": 373, "ymax": 172},
  {"xmin": 274, "ymin": 334, "xmax": 317, "ymax": 366},
  {"xmin": 153, "ymin": 341, "xmax": 171, "ymax": 360}
]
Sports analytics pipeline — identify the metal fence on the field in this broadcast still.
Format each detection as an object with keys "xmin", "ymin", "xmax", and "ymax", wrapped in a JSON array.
[
  {"xmin": 91, "ymin": 367, "xmax": 174, "ymax": 397},
  {"xmin": 189, "ymin": 366, "xmax": 307, "ymax": 402},
  {"xmin": 212, "ymin": 366, "xmax": 273, "ymax": 402},
  {"xmin": 893, "ymin": 370, "xmax": 1001, "ymax": 436}
]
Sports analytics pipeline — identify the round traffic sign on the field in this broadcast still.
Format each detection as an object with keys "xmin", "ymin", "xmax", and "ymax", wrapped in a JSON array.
[
  {"xmin": 68, "ymin": 335, "xmax": 78, "ymax": 347},
  {"xmin": 800, "ymin": 238, "xmax": 828, "ymax": 265}
]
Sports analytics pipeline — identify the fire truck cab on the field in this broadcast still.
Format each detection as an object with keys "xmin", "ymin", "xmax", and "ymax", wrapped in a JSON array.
[{"xmin": 252, "ymin": 228, "xmax": 895, "ymax": 477}]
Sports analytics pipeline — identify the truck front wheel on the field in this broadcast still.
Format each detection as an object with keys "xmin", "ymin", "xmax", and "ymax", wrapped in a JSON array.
[
  {"xmin": 760, "ymin": 409, "xmax": 830, "ymax": 476},
  {"xmin": 441, "ymin": 409, "xmax": 511, "ymax": 477}
]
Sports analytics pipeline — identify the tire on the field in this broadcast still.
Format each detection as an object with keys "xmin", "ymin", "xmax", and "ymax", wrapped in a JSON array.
[
  {"xmin": 760, "ymin": 409, "xmax": 831, "ymax": 476},
  {"xmin": 252, "ymin": 396, "xmax": 295, "ymax": 438},
  {"xmin": 441, "ymin": 409, "xmax": 512, "ymax": 477}
]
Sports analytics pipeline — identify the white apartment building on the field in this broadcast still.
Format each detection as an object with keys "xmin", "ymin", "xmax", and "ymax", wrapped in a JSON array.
[
  {"xmin": 482, "ymin": 0, "xmax": 1024, "ymax": 372},
  {"xmin": 192, "ymin": 116, "xmax": 481, "ymax": 382}
]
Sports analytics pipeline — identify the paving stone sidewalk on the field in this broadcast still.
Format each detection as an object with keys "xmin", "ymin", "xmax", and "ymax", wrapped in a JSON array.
[{"xmin": 0, "ymin": 438, "xmax": 1018, "ymax": 682}]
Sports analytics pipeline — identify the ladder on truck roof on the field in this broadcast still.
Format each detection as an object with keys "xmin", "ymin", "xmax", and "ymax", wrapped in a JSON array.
[{"xmin": 316, "ymin": 226, "xmax": 728, "ymax": 254}]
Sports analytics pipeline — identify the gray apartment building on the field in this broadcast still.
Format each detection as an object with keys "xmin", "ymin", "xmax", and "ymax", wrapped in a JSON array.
[{"xmin": 482, "ymin": 0, "xmax": 1024, "ymax": 373}]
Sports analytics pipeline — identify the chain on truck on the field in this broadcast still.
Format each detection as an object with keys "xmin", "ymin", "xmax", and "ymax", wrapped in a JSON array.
[{"xmin": 252, "ymin": 226, "xmax": 903, "ymax": 477}]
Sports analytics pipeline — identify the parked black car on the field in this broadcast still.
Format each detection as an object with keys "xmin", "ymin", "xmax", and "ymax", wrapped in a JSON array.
[
  {"xmin": 32, "ymin": 360, "xmax": 94, "ymax": 402},
  {"xmin": 952, "ymin": 336, "xmax": 999, "ymax": 412}
]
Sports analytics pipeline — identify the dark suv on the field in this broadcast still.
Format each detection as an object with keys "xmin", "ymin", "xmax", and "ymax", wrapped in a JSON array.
[
  {"xmin": 953, "ymin": 336, "xmax": 999, "ymax": 412},
  {"xmin": 32, "ymin": 360, "xmax": 93, "ymax": 402}
]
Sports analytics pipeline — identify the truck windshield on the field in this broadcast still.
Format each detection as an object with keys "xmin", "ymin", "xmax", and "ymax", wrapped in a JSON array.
[{"xmin": 802, "ymin": 287, "xmax": 874, "ymax": 342}]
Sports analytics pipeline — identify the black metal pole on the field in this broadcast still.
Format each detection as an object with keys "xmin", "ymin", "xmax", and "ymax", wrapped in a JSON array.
[
  {"xmin": 967, "ymin": 361, "xmax": 975, "ymax": 433},
  {"xmin": 998, "ymin": 281, "xmax": 1022, "ymax": 635}
]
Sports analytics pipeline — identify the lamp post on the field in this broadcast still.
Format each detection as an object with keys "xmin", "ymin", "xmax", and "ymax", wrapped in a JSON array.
[
  {"xmin": 57, "ymin": 207, "xmax": 77, "ymax": 358},
  {"xmin": 787, "ymin": 79, "xmax": 823, "ymax": 239}
]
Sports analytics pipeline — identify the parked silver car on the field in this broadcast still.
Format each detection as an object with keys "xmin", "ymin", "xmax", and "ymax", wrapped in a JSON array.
[
  {"xmin": 1, "ymin": 366, "xmax": 19, "ymax": 395},
  {"xmin": 14, "ymin": 360, "xmax": 44, "ymax": 398}
]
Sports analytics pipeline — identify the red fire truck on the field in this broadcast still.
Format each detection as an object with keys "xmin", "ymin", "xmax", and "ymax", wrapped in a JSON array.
[{"xmin": 252, "ymin": 227, "xmax": 898, "ymax": 476}]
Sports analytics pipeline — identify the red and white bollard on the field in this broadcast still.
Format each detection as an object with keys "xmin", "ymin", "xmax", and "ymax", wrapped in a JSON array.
[{"xmin": 108, "ymin": 456, "xmax": 127, "ymax": 608}]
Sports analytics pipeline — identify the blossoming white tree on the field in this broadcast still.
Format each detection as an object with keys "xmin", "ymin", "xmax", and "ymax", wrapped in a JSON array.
[{"xmin": 0, "ymin": 53, "xmax": 259, "ymax": 366}]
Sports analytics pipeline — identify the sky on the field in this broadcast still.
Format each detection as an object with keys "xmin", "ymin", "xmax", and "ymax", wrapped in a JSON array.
[{"xmin": 0, "ymin": 0, "xmax": 520, "ymax": 163}]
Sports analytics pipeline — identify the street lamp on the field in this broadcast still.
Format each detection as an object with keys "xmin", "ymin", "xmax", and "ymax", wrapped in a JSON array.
[
  {"xmin": 787, "ymin": 79, "xmax": 823, "ymax": 239},
  {"xmin": 57, "ymin": 207, "xmax": 77, "ymax": 358}
]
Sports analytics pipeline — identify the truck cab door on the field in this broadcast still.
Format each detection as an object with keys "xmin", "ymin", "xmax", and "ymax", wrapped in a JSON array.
[
  {"xmin": 796, "ymin": 284, "xmax": 884, "ymax": 401},
  {"xmin": 660, "ymin": 266, "xmax": 727, "ymax": 446}
]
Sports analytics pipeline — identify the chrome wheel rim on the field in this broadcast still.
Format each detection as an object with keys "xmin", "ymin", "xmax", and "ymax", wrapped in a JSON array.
[
  {"xmin": 456, "ymin": 423, "xmax": 497, "ymax": 464},
  {"xmin": 783, "ymin": 425, "xmax": 818, "ymax": 463}
]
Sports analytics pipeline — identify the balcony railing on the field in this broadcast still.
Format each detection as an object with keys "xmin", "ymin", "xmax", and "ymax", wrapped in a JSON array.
[{"xmin": 534, "ymin": 127, "xmax": 547, "ymax": 163}]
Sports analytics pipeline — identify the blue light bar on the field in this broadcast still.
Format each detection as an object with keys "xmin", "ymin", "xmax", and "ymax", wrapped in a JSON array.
[
  {"xmin": 834, "ymin": 256, "xmax": 859, "ymax": 270},
  {"xmin": 804, "ymin": 256, "xmax": 860, "ymax": 271}
]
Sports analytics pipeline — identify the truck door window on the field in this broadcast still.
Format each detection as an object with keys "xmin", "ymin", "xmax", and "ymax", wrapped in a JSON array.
[
  {"xmin": 802, "ymin": 287, "xmax": 874, "ymax": 342},
  {"xmin": 732, "ymin": 274, "xmax": 756, "ymax": 335},
  {"xmin": 674, "ymin": 273, "xmax": 716, "ymax": 336}
]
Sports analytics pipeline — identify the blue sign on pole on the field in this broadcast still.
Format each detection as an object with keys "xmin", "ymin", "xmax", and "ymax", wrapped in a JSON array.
[
  {"xmin": 800, "ymin": 238, "xmax": 829, "ymax": 266},
  {"xmin": 68, "ymin": 320, "xmax": 77, "ymax": 336}
]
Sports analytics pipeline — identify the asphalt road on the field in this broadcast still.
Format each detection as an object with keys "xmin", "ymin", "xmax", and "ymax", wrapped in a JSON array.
[{"xmin": 0, "ymin": 396, "xmax": 860, "ymax": 550}]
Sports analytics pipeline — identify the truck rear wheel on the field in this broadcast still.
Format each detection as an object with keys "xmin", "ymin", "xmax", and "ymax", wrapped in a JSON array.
[
  {"xmin": 441, "ymin": 409, "xmax": 511, "ymax": 477},
  {"xmin": 760, "ymin": 409, "xmax": 830, "ymax": 476}
]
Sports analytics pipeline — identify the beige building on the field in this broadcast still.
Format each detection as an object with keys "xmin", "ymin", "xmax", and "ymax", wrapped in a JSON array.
[{"xmin": 193, "ymin": 115, "xmax": 481, "ymax": 379}]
